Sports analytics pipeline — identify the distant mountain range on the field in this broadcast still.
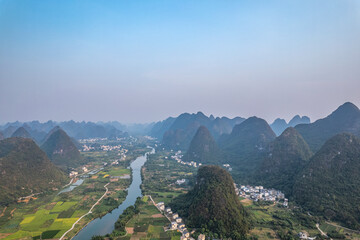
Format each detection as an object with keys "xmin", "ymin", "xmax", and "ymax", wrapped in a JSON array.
[
  {"xmin": 152, "ymin": 112, "xmax": 244, "ymax": 150},
  {"xmin": 270, "ymin": 115, "xmax": 310, "ymax": 136},
  {"xmin": 0, "ymin": 120, "xmax": 129, "ymax": 141},
  {"xmin": 295, "ymin": 102, "xmax": 360, "ymax": 151},
  {"xmin": 0, "ymin": 137, "xmax": 68, "ymax": 205}
]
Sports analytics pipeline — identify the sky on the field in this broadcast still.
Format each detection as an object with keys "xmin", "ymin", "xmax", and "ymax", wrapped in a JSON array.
[{"xmin": 1, "ymin": 0, "xmax": 360, "ymax": 124}]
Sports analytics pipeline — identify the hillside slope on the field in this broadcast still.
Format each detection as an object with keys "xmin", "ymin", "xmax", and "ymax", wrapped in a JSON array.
[
  {"xmin": 295, "ymin": 102, "xmax": 360, "ymax": 151},
  {"xmin": 11, "ymin": 127, "xmax": 32, "ymax": 139},
  {"xmin": 293, "ymin": 133, "xmax": 360, "ymax": 229},
  {"xmin": 220, "ymin": 117, "xmax": 276, "ymax": 179},
  {"xmin": 41, "ymin": 128, "xmax": 83, "ymax": 169},
  {"xmin": 182, "ymin": 126, "xmax": 222, "ymax": 164},
  {"xmin": 255, "ymin": 127, "xmax": 312, "ymax": 196},
  {"xmin": 170, "ymin": 165, "xmax": 250, "ymax": 239},
  {"xmin": 0, "ymin": 138, "xmax": 68, "ymax": 205}
]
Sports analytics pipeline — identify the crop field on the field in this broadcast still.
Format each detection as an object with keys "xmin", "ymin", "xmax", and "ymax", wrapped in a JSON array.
[
  {"xmin": 141, "ymin": 151, "xmax": 197, "ymax": 204},
  {"xmin": 0, "ymin": 163, "xmax": 133, "ymax": 239},
  {"xmin": 117, "ymin": 197, "xmax": 181, "ymax": 240},
  {"xmin": 1, "ymin": 201, "xmax": 81, "ymax": 239},
  {"xmin": 108, "ymin": 168, "xmax": 131, "ymax": 176}
]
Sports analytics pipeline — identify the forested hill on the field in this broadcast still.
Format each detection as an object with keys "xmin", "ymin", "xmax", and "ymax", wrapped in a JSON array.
[
  {"xmin": 182, "ymin": 126, "xmax": 222, "ymax": 164},
  {"xmin": 170, "ymin": 165, "xmax": 250, "ymax": 239},
  {"xmin": 10, "ymin": 127, "xmax": 32, "ymax": 139},
  {"xmin": 0, "ymin": 138, "xmax": 68, "ymax": 205},
  {"xmin": 295, "ymin": 102, "xmax": 360, "ymax": 151},
  {"xmin": 219, "ymin": 116, "xmax": 276, "ymax": 180},
  {"xmin": 160, "ymin": 112, "xmax": 244, "ymax": 150},
  {"xmin": 293, "ymin": 133, "xmax": 360, "ymax": 229},
  {"xmin": 254, "ymin": 127, "xmax": 312, "ymax": 196},
  {"xmin": 41, "ymin": 128, "xmax": 83, "ymax": 169}
]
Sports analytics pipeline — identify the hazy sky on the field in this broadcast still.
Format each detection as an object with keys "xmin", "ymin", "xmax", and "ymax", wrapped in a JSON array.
[{"xmin": 1, "ymin": 0, "xmax": 360, "ymax": 124}]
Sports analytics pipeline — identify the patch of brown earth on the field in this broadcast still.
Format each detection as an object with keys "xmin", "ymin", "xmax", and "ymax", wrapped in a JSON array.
[
  {"xmin": 0, "ymin": 233, "xmax": 12, "ymax": 239},
  {"xmin": 126, "ymin": 227, "xmax": 134, "ymax": 234},
  {"xmin": 151, "ymin": 214, "xmax": 163, "ymax": 218}
]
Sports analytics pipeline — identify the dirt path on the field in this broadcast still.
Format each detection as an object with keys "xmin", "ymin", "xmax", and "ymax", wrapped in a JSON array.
[
  {"xmin": 9, "ymin": 208, "xmax": 16, "ymax": 217},
  {"xmin": 59, "ymin": 182, "xmax": 110, "ymax": 240},
  {"xmin": 0, "ymin": 207, "xmax": 7, "ymax": 218},
  {"xmin": 316, "ymin": 223, "xmax": 332, "ymax": 240}
]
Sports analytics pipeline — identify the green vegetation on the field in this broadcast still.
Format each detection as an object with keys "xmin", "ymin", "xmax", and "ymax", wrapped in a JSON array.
[
  {"xmin": 219, "ymin": 116, "xmax": 276, "ymax": 182},
  {"xmin": 161, "ymin": 112, "xmax": 244, "ymax": 150},
  {"xmin": 41, "ymin": 128, "xmax": 84, "ymax": 169},
  {"xmin": 255, "ymin": 127, "xmax": 312, "ymax": 196},
  {"xmin": 293, "ymin": 133, "xmax": 360, "ymax": 229},
  {"xmin": 109, "ymin": 196, "xmax": 181, "ymax": 240},
  {"xmin": 113, "ymin": 197, "xmax": 142, "ymax": 236},
  {"xmin": 0, "ymin": 137, "xmax": 68, "ymax": 205},
  {"xmin": 182, "ymin": 125, "xmax": 222, "ymax": 164},
  {"xmin": 10, "ymin": 127, "xmax": 32, "ymax": 139},
  {"xmin": 141, "ymin": 151, "xmax": 197, "ymax": 204},
  {"xmin": 0, "ymin": 140, "xmax": 149, "ymax": 239},
  {"xmin": 170, "ymin": 165, "xmax": 250, "ymax": 239},
  {"xmin": 295, "ymin": 102, "xmax": 360, "ymax": 151}
]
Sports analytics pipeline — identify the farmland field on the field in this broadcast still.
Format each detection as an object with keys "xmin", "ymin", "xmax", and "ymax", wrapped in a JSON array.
[
  {"xmin": 116, "ymin": 196, "xmax": 181, "ymax": 240},
  {"xmin": 0, "ymin": 142, "xmax": 150, "ymax": 240}
]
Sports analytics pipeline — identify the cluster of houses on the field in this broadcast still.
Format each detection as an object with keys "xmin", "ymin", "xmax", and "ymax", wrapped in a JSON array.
[
  {"xmin": 82, "ymin": 144, "xmax": 95, "ymax": 151},
  {"xmin": 100, "ymin": 144, "xmax": 122, "ymax": 151},
  {"xmin": 155, "ymin": 202, "xmax": 194, "ymax": 240},
  {"xmin": 79, "ymin": 138, "xmax": 107, "ymax": 143},
  {"xmin": 222, "ymin": 163, "xmax": 232, "ymax": 171},
  {"xmin": 236, "ymin": 184, "xmax": 288, "ymax": 206},
  {"xmin": 175, "ymin": 179, "xmax": 186, "ymax": 185},
  {"xmin": 170, "ymin": 151, "xmax": 202, "ymax": 168}
]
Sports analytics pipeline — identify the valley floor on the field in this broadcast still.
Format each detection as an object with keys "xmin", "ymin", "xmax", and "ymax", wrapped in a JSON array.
[{"xmin": 0, "ymin": 144, "xmax": 149, "ymax": 240}]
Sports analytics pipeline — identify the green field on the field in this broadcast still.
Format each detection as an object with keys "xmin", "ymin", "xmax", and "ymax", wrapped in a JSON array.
[{"xmin": 116, "ymin": 197, "xmax": 181, "ymax": 240}]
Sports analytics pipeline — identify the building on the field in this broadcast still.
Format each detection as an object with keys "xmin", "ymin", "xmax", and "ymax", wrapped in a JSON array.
[
  {"xmin": 173, "ymin": 213, "xmax": 179, "ymax": 219},
  {"xmin": 183, "ymin": 230, "xmax": 190, "ymax": 238},
  {"xmin": 178, "ymin": 223, "xmax": 185, "ymax": 229},
  {"xmin": 165, "ymin": 207, "xmax": 172, "ymax": 213},
  {"xmin": 69, "ymin": 171, "xmax": 78, "ymax": 177},
  {"xmin": 298, "ymin": 232, "xmax": 308, "ymax": 239},
  {"xmin": 198, "ymin": 234, "xmax": 206, "ymax": 240},
  {"xmin": 175, "ymin": 217, "xmax": 182, "ymax": 223},
  {"xmin": 170, "ymin": 222, "xmax": 178, "ymax": 230}
]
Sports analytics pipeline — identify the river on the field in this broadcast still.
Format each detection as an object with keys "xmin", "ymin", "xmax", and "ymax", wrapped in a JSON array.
[{"xmin": 72, "ymin": 148, "xmax": 155, "ymax": 240}]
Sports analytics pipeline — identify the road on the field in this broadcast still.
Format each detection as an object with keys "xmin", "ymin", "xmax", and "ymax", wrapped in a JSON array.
[
  {"xmin": 325, "ymin": 221, "xmax": 360, "ymax": 234},
  {"xmin": 59, "ymin": 182, "xmax": 110, "ymax": 240}
]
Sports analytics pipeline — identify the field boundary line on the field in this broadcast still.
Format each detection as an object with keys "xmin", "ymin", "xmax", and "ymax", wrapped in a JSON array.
[{"xmin": 59, "ymin": 182, "xmax": 110, "ymax": 240}]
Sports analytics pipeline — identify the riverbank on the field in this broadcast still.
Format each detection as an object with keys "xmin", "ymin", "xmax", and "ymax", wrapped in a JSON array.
[
  {"xmin": 71, "ymin": 148, "xmax": 155, "ymax": 239},
  {"xmin": 0, "ymin": 145, "xmax": 150, "ymax": 240}
]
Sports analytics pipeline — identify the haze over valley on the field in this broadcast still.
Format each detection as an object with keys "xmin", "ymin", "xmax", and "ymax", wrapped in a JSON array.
[{"xmin": 1, "ymin": 0, "xmax": 360, "ymax": 239}]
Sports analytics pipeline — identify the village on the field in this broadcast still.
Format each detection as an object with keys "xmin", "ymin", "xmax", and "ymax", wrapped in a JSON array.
[
  {"xmin": 170, "ymin": 150, "xmax": 202, "ymax": 168},
  {"xmin": 235, "ymin": 184, "xmax": 288, "ymax": 206},
  {"xmin": 154, "ymin": 201, "xmax": 206, "ymax": 240}
]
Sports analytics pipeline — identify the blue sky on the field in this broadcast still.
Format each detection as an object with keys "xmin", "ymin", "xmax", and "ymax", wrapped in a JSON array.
[{"xmin": 1, "ymin": 0, "xmax": 360, "ymax": 123}]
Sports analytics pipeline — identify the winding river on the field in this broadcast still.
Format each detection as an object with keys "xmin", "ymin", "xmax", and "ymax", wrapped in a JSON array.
[{"xmin": 72, "ymin": 148, "xmax": 155, "ymax": 239}]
